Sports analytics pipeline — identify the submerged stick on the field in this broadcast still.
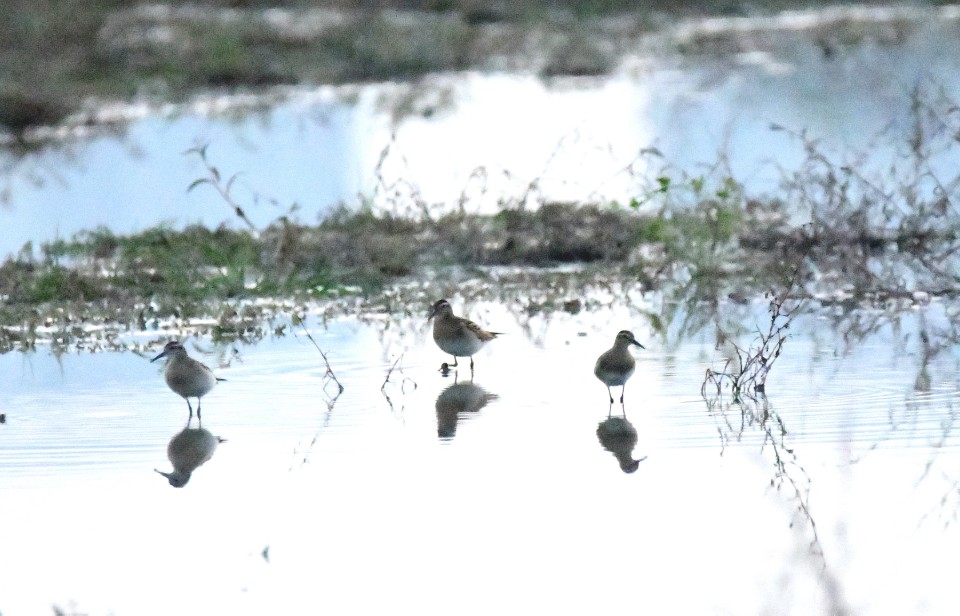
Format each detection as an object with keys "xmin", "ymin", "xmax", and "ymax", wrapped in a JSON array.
[{"xmin": 293, "ymin": 314, "xmax": 344, "ymax": 394}]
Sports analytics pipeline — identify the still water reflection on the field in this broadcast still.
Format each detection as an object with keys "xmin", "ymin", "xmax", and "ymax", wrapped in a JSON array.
[
  {"xmin": 2, "ymin": 302, "xmax": 960, "ymax": 613},
  {"xmin": 435, "ymin": 378, "xmax": 498, "ymax": 440},
  {"xmin": 596, "ymin": 411, "xmax": 647, "ymax": 474},
  {"xmin": 155, "ymin": 424, "xmax": 225, "ymax": 488}
]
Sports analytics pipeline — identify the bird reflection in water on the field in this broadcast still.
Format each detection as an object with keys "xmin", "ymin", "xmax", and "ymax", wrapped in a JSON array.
[
  {"xmin": 596, "ymin": 407, "xmax": 647, "ymax": 474},
  {"xmin": 155, "ymin": 424, "xmax": 225, "ymax": 487},
  {"xmin": 435, "ymin": 378, "xmax": 499, "ymax": 439}
]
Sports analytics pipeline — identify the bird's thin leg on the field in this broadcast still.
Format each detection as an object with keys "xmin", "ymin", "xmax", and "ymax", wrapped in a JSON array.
[
  {"xmin": 620, "ymin": 386, "xmax": 626, "ymax": 405},
  {"xmin": 469, "ymin": 356, "xmax": 475, "ymax": 370},
  {"xmin": 607, "ymin": 386, "xmax": 614, "ymax": 405},
  {"xmin": 450, "ymin": 356, "xmax": 459, "ymax": 368},
  {"xmin": 186, "ymin": 400, "xmax": 194, "ymax": 421},
  {"xmin": 607, "ymin": 401, "xmax": 614, "ymax": 418},
  {"xmin": 197, "ymin": 399, "xmax": 203, "ymax": 423}
]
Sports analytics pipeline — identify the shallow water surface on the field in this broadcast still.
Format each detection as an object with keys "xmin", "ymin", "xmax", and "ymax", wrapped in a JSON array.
[{"xmin": 2, "ymin": 302, "xmax": 960, "ymax": 614}]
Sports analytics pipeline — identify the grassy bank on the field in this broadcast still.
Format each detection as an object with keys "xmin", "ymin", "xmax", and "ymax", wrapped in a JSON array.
[
  {"xmin": 5, "ymin": 83, "xmax": 960, "ymax": 353},
  {"xmin": 0, "ymin": 198, "xmax": 742, "ymax": 306},
  {"xmin": 0, "ymin": 178, "xmax": 950, "ymax": 353}
]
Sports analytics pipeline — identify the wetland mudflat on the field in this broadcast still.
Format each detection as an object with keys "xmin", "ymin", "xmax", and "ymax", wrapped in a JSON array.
[{"xmin": 4, "ymin": 4, "xmax": 960, "ymax": 614}]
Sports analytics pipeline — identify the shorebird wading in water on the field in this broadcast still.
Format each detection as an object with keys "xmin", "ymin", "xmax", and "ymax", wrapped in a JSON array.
[
  {"xmin": 151, "ymin": 340, "xmax": 225, "ymax": 420},
  {"xmin": 594, "ymin": 330, "xmax": 645, "ymax": 405},
  {"xmin": 428, "ymin": 299, "xmax": 500, "ymax": 372}
]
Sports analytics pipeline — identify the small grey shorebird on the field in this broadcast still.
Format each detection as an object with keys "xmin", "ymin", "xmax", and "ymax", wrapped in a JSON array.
[
  {"xmin": 594, "ymin": 330, "xmax": 645, "ymax": 405},
  {"xmin": 428, "ymin": 299, "xmax": 500, "ymax": 371},
  {"xmin": 151, "ymin": 340, "xmax": 225, "ymax": 420}
]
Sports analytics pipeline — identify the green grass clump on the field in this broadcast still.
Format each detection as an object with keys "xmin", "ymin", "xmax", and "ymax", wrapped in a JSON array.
[
  {"xmin": 0, "ymin": 201, "xmax": 659, "ymax": 310},
  {"xmin": 117, "ymin": 225, "xmax": 260, "ymax": 299},
  {"xmin": 0, "ymin": 258, "xmax": 109, "ymax": 304},
  {"xmin": 490, "ymin": 203, "xmax": 643, "ymax": 264},
  {"xmin": 0, "ymin": 197, "xmax": 772, "ymax": 314},
  {"xmin": 261, "ymin": 207, "xmax": 423, "ymax": 291}
]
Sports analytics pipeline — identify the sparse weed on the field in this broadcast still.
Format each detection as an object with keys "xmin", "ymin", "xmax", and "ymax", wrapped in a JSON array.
[{"xmin": 702, "ymin": 265, "xmax": 802, "ymax": 399}]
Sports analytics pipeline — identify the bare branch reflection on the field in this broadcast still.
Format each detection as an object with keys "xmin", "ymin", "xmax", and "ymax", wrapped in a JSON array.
[
  {"xmin": 843, "ymin": 301, "xmax": 960, "ymax": 528},
  {"xmin": 290, "ymin": 385, "xmax": 342, "ymax": 470},
  {"xmin": 381, "ymin": 353, "xmax": 417, "ymax": 418},
  {"xmin": 289, "ymin": 317, "xmax": 345, "ymax": 468},
  {"xmin": 703, "ymin": 389, "xmax": 821, "ymax": 557},
  {"xmin": 294, "ymin": 314, "xmax": 344, "ymax": 395}
]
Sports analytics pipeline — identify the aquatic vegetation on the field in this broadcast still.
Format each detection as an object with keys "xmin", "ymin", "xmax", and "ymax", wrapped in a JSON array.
[
  {"xmin": 0, "ymin": 190, "xmax": 760, "ymax": 352},
  {"xmin": 699, "ymin": 270, "xmax": 818, "ymax": 557},
  {"xmin": 4, "ymin": 79, "xmax": 960, "ymax": 360},
  {"xmin": 292, "ymin": 313, "xmax": 344, "ymax": 396},
  {"xmin": 0, "ymin": 122, "xmax": 954, "ymax": 356},
  {"xmin": 702, "ymin": 270, "xmax": 802, "ymax": 399},
  {"xmin": 770, "ymin": 84, "xmax": 960, "ymax": 296}
]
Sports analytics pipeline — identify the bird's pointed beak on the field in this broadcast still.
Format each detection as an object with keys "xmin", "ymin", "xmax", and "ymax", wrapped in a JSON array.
[
  {"xmin": 632, "ymin": 340, "xmax": 645, "ymax": 349},
  {"xmin": 150, "ymin": 350, "xmax": 167, "ymax": 362},
  {"xmin": 155, "ymin": 468, "xmax": 188, "ymax": 487}
]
